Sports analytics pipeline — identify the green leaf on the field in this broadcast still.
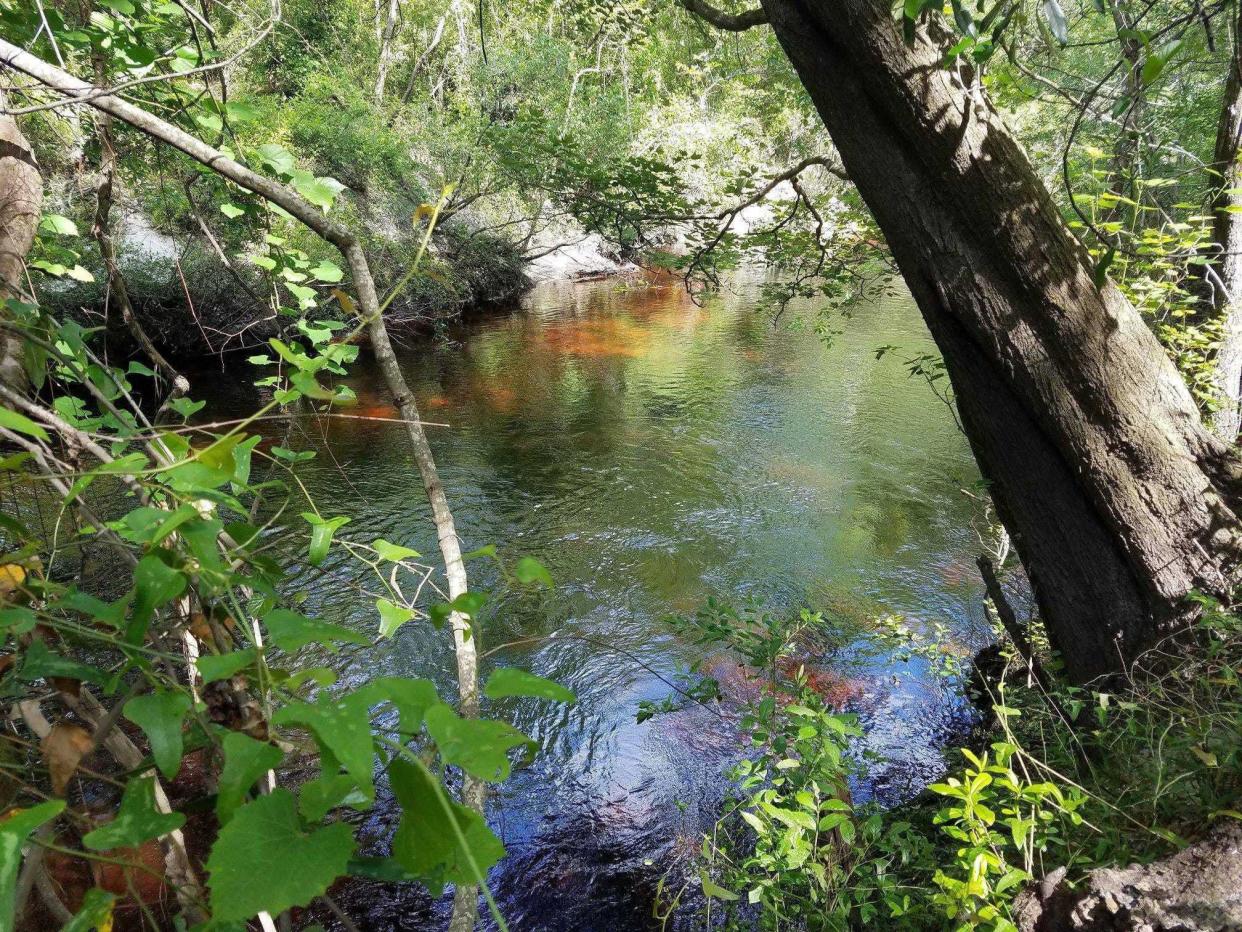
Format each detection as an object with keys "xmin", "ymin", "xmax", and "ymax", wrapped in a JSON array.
[
  {"xmin": 63, "ymin": 888, "xmax": 115, "ymax": 931},
  {"xmin": 128, "ymin": 553, "xmax": 187, "ymax": 641},
  {"xmin": 700, "ymin": 870, "xmax": 739, "ymax": 901},
  {"xmin": 293, "ymin": 175, "xmax": 346, "ymax": 212},
  {"xmin": 424, "ymin": 703, "xmax": 533, "ymax": 783},
  {"xmin": 376, "ymin": 599, "xmax": 416, "ymax": 638},
  {"xmin": 255, "ymin": 143, "xmax": 295, "ymax": 176},
  {"xmin": 0, "ymin": 407, "xmax": 48, "ymax": 442},
  {"xmin": 220, "ymin": 203, "xmax": 245, "ymax": 219},
  {"xmin": 372, "ymin": 538, "xmax": 420, "ymax": 562},
  {"xmin": 273, "ymin": 693, "xmax": 376, "ymax": 801},
  {"xmin": 356, "ymin": 676, "xmax": 439, "ymax": 735},
  {"xmin": 20, "ymin": 640, "xmax": 107, "ymax": 687},
  {"xmin": 198, "ymin": 649, "xmax": 257, "ymax": 684},
  {"xmin": 0, "ymin": 801, "xmax": 64, "ymax": 928},
  {"xmin": 206, "ymin": 788, "xmax": 354, "ymax": 921},
  {"xmin": 299, "ymin": 513, "xmax": 350, "ymax": 566},
  {"xmin": 40, "ymin": 214, "xmax": 79, "ymax": 236},
  {"xmin": 309, "ymin": 261, "xmax": 344, "ymax": 283},
  {"xmin": 263, "ymin": 608, "xmax": 369, "ymax": 652},
  {"xmin": 123, "ymin": 691, "xmax": 192, "ymax": 780},
  {"xmin": 225, "ymin": 101, "xmax": 259, "ymax": 123},
  {"xmin": 484, "ymin": 667, "xmax": 575, "ymax": 704},
  {"xmin": 217, "ymin": 732, "xmax": 282, "ymax": 825},
  {"xmin": 388, "ymin": 756, "xmax": 504, "ymax": 896},
  {"xmin": 512, "ymin": 556, "xmax": 554, "ymax": 588},
  {"xmin": 83, "ymin": 776, "xmax": 185, "ymax": 850}
]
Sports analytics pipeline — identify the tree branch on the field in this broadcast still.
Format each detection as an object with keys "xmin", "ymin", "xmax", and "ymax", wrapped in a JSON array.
[{"xmin": 674, "ymin": 0, "xmax": 767, "ymax": 31}]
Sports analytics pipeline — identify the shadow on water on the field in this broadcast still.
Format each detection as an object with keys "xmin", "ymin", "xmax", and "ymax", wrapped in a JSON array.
[{"xmin": 190, "ymin": 274, "xmax": 989, "ymax": 930}]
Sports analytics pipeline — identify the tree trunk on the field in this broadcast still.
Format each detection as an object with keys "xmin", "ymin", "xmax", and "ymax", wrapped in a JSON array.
[
  {"xmin": 758, "ymin": 0, "xmax": 1242, "ymax": 681},
  {"xmin": 1208, "ymin": 1, "xmax": 1242, "ymax": 442},
  {"xmin": 0, "ymin": 88, "xmax": 41, "ymax": 391},
  {"xmin": 374, "ymin": 0, "xmax": 401, "ymax": 103}
]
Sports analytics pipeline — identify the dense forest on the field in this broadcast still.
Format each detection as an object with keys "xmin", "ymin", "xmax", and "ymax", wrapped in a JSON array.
[{"xmin": 0, "ymin": 0, "xmax": 1241, "ymax": 928}]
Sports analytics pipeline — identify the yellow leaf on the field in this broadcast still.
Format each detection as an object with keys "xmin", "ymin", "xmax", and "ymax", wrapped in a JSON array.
[
  {"xmin": 331, "ymin": 289, "xmax": 357, "ymax": 317},
  {"xmin": 0, "ymin": 564, "xmax": 25, "ymax": 600}
]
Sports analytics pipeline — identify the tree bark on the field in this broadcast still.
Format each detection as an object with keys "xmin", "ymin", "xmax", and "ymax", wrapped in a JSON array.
[
  {"xmin": 1208, "ymin": 1, "xmax": 1242, "ymax": 442},
  {"xmin": 374, "ymin": 0, "xmax": 401, "ymax": 103},
  {"xmin": 0, "ymin": 88, "xmax": 41, "ymax": 391},
  {"xmin": 753, "ymin": 0, "xmax": 1242, "ymax": 681}
]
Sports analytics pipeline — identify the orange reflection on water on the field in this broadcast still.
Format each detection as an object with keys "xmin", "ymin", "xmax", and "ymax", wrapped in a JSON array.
[{"xmin": 539, "ymin": 317, "xmax": 650, "ymax": 359}]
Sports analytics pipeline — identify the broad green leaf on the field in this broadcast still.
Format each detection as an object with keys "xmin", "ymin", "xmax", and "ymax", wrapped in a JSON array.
[
  {"xmin": 701, "ymin": 870, "xmax": 739, "ymax": 901},
  {"xmin": 255, "ymin": 143, "xmax": 295, "ymax": 176},
  {"xmin": 82, "ymin": 776, "xmax": 185, "ymax": 850},
  {"xmin": 198, "ymin": 649, "xmax": 257, "ymax": 684},
  {"xmin": 273, "ymin": 693, "xmax": 376, "ymax": 801},
  {"xmin": 216, "ymin": 732, "xmax": 282, "ymax": 825},
  {"xmin": 388, "ymin": 756, "xmax": 504, "ymax": 896},
  {"xmin": 356, "ymin": 676, "xmax": 439, "ymax": 735},
  {"xmin": 206, "ymin": 788, "xmax": 354, "ymax": 921},
  {"xmin": 220, "ymin": 203, "xmax": 245, "ymax": 219},
  {"xmin": 128, "ymin": 553, "xmax": 187, "ymax": 641},
  {"xmin": 512, "ymin": 557, "xmax": 553, "ymax": 588},
  {"xmin": 124, "ymin": 690, "xmax": 192, "ymax": 779},
  {"xmin": 20, "ymin": 640, "xmax": 107, "ymax": 687},
  {"xmin": 424, "ymin": 703, "xmax": 533, "ymax": 783},
  {"xmin": 372, "ymin": 538, "xmax": 420, "ymax": 562},
  {"xmin": 293, "ymin": 175, "xmax": 346, "ymax": 212},
  {"xmin": 309, "ymin": 261, "xmax": 343, "ymax": 283},
  {"xmin": 263, "ymin": 608, "xmax": 369, "ymax": 652},
  {"xmin": 40, "ymin": 214, "xmax": 79, "ymax": 236},
  {"xmin": 299, "ymin": 513, "xmax": 350, "ymax": 566},
  {"xmin": 484, "ymin": 667, "xmax": 575, "ymax": 704},
  {"xmin": 376, "ymin": 599, "xmax": 415, "ymax": 638}
]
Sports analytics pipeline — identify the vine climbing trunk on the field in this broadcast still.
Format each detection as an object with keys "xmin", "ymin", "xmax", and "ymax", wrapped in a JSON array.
[
  {"xmin": 747, "ymin": 0, "xmax": 1242, "ymax": 681},
  {"xmin": 0, "ymin": 87, "xmax": 40, "ymax": 391},
  {"xmin": 1209, "ymin": 0, "xmax": 1242, "ymax": 442},
  {"xmin": 0, "ymin": 39, "xmax": 485, "ymax": 928}
]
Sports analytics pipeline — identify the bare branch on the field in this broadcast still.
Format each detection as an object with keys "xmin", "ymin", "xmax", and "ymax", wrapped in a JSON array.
[{"xmin": 674, "ymin": 0, "xmax": 767, "ymax": 32}]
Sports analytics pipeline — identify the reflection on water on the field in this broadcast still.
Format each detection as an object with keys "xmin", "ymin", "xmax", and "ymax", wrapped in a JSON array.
[{"xmin": 196, "ymin": 275, "xmax": 987, "ymax": 930}]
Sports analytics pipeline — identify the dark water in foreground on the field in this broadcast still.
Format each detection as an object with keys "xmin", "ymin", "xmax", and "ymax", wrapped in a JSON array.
[{"xmin": 196, "ymin": 275, "xmax": 988, "ymax": 929}]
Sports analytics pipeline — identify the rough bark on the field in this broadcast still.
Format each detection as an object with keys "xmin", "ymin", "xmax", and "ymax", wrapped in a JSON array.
[
  {"xmin": 1209, "ymin": 2, "xmax": 1242, "ymax": 442},
  {"xmin": 0, "ymin": 88, "xmax": 41, "ymax": 391},
  {"xmin": 1, "ymin": 39, "xmax": 485, "ymax": 927},
  {"xmin": 753, "ymin": 0, "xmax": 1242, "ymax": 681}
]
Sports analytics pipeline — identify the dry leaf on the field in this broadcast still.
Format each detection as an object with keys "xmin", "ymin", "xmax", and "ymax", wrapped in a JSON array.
[
  {"xmin": 0, "ymin": 564, "xmax": 26, "ymax": 601},
  {"xmin": 48, "ymin": 676, "xmax": 81, "ymax": 699},
  {"xmin": 42, "ymin": 723, "xmax": 94, "ymax": 795},
  {"xmin": 188, "ymin": 612, "xmax": 214, "ymax": 643}
]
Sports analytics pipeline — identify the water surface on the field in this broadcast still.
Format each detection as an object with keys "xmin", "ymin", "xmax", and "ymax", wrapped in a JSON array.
[{"xmin": 198, "ymin": 275, "xmax": 987, "ymax": 929}]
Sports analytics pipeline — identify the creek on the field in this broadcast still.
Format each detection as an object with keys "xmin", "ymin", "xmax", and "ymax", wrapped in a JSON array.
[{"xmin": 193, "ymin": 273, "xmax": 989, "ymax": 929}]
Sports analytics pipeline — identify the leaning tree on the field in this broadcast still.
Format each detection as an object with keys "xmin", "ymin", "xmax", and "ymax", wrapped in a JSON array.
[{"xmin": 678, "ymin": 0, "xmax": 1242, "ymax": 681}]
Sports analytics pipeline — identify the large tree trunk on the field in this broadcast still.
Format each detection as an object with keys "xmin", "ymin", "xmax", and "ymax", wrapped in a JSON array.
[
  {"xmin": 0, "ymin": 89, "xmax": 41, "ymax": 391},
  {"xmin": 1208, "ymin": 1, "xmax": 1242, "ymax": 442},
  {"xmin": 758, "ymin": 0, "xmax": 1242, "ymax": 681}
]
